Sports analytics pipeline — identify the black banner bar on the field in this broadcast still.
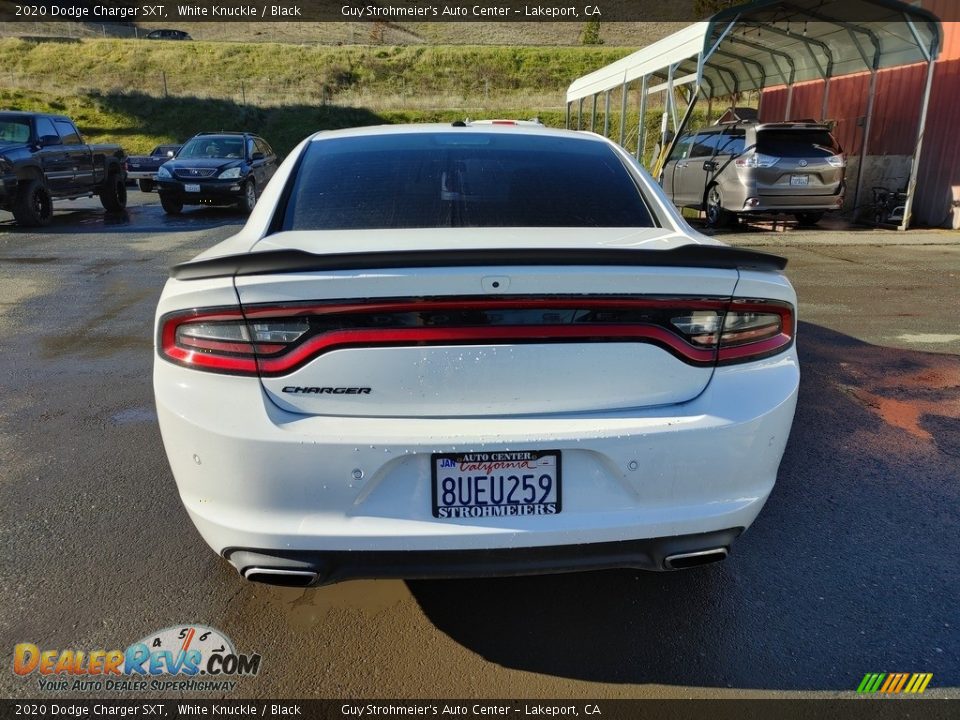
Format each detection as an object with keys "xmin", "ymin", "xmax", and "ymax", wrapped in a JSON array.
[
  {"xmin": 2, "ymin": 700, "xmax": 960, "ymax": 720},
  {"xmin": 1, "ymin": 0, "xmax": 956, "ymax": 23}
]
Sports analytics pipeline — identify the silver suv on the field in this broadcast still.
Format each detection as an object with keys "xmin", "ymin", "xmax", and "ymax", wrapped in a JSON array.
[{"xmin": 661, "ymin": 121, "xmax": 846, "ymax": 227}]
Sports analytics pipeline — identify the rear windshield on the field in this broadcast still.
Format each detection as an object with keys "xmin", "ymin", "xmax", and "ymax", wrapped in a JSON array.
[
  {"xmin": 280, "ymin": 132, "xmax": 655, "ymax": 230},
  {"xmin": 757, "ymin": 129, "xmax": 841, "ymax": 157},
  {"xmin": 0, "ymin": 118, "xmax": 30, "ymax": 143}
]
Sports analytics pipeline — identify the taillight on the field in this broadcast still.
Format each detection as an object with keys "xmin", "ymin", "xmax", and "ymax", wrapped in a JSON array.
[
  {"xmin": 158, "ymin": 297, "xmax": 794, "ymax": 376},
  {"xmin": 735, "ymin": 153, "xmax": 779, "ymax": 168},
  {"xmin": 826, "ymin": 154, "xmax": 846, "ymax": 167},
  {"xmin": 668, "ymin": 301, "xmax": 793, "ymax": 362},
  {"xmin": 159, "ymin": 309, "xmax": 309, "ymax": 375}
]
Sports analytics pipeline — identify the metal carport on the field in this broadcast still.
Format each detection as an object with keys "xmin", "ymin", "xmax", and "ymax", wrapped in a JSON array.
[{"xmin": 564, "ymin": 0, "xmax": 941, "ymax": 229}]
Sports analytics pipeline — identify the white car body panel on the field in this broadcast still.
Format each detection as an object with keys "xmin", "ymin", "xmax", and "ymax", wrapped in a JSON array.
[{"xmin": 153, "ymin": 123, "xmax": 800, "ymax": 584}]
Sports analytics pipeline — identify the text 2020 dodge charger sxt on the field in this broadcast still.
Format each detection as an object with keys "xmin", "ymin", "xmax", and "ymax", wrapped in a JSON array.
[{"xmin": 153, "ymin": 124, "xmax": 799, "ymax": 587}]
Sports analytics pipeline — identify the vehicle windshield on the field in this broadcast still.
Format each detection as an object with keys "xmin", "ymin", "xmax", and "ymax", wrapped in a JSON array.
[
  {"xmin": 0, "ymin": 119, "xmax": 31, "ymax": 144},
  {"xmin": 282, "ymin": 132, "xmax": 655, "ymax": 230},
  {"xmin": 757, "ymin": 129, "xmax": 841, "ymax": 158},
  {"xmin": 178, "ymin": 137, "xmax": 244, "ymax": 160}
]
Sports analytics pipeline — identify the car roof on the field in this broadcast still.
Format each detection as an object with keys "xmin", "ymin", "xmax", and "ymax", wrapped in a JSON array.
[
  {"xmin": 305, "ymin": 123, "xmax": 611, "ymax": 144},
  {"xmin": 0, "ymin": 111, "xmax": 71, "ymax": 122}
]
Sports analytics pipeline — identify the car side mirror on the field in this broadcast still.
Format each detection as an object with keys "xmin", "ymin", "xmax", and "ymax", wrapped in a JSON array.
[
  {"xmin": 38, "ymin": 134, "xmax": 61, "ymax": 147},
  {"xmin": 703, "ymin": 160, "xmax": 718, "ymax": 172},
  {"xmin": 251, "ymin": 152, "xmax": 265, "ymax": 161}
]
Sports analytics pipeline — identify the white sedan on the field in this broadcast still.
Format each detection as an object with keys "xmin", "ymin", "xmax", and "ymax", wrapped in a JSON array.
[{"xmin": 154, "ymin": 123, "xmax": 799, "ymax": 587}]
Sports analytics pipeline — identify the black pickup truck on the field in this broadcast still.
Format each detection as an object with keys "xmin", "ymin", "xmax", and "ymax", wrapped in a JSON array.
[{"xmin": 0, "ymin": 111, "xmax": 127, "ymax": 227}]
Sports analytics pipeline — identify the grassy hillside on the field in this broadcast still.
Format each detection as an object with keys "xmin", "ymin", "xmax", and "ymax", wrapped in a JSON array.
[
  {"xmin": 0, "ymin": 38, "xmax": 635, "ymax": 111},
  {"xmin": 0, "ymin": 34, "xmax": 714, "ymax": 159},
  {"xmin": 0, "ymin": 86, "xmax": 705, "ymax": 162},
  {"xmin": 4, "ymin": 20, "xmax": 684, "ymax": 47}
]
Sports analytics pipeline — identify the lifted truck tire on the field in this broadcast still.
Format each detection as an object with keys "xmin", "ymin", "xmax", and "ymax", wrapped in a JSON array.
[
  {"xmin": 99, "ymin": 170, "xmax": 127, "ymax": 212},
  {"xmin": 12, "ymin": 179, "xmax": 53, "ymax": 227}
]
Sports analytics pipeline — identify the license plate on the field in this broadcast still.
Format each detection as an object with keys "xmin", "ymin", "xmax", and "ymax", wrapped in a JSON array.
[
  {"xmin": 790, "ymin": 175, "xmax": 809, "ymax": 186},
  {"xmin": 184, "ymin": 183, "xmax": 201, "ymax": 193},
  {"xmin": 432, "ymin": 450, "xmax": 561, "ymax": 519}
]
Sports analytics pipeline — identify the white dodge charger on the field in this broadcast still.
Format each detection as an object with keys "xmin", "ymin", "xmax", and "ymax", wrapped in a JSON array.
[{"xmin": 153, "ymin": 123, "xmax": 799, "ymax": 587}]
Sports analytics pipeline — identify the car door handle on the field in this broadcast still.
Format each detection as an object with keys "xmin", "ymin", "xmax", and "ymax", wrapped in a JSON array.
[{"xmin": 677, "ymin": 163, "xmax": 687, "ymax": 169}]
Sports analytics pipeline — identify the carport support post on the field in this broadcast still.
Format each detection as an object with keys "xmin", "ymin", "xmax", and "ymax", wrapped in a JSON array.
[
  {"xmin": 590, "ymin": 94, "xmax": 597, "ymax": 133},
  {"xmin": 604, "ymin": 89, "xmax": 611, "ymax": 138},
  {"xmin": 900, "ymin": 58, "xmax": 936, "ymax": 231},
  {"xmin": 619, "ymin": 79, "xmax": 628, "ymax": 146},
  {"xmin": 636, "ymin": 75, "xmax": 648, "ymax": 162},
  {"xmin": 853, "ymin": 68, "xmax": 878, "ymax": 217},
  {"xmin": 577, "ymin": 97, "xmax": 584, "ymax": 130},
  {"xmin": 821, "ymin": 77, "xmax": 831, "ymax": 121},
  {"xmin": 784, "ymin": 84, "xmax": 793, "ymax": 121},
  {"xmin": 565, "ymin": 102, "xmax": 571, "ymax": 130}
]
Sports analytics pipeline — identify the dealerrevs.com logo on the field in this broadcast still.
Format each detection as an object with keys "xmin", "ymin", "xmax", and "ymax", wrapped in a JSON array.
[{"xmin": 13, "ymin": 625, "xmax": 261, "ymax": 693}]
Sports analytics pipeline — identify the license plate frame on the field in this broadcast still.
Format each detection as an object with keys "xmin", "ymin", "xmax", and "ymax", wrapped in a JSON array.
[
  {"xmin": 184, "ymin": 183, "xmax": 201, "ymax": 193},
  {"xmin": 790, "ymin": 174, "xmax": 809, "ymax": 186},
  {"xmin": 431, "ymin": 450, "xmax": 562, "ymax": 519}
]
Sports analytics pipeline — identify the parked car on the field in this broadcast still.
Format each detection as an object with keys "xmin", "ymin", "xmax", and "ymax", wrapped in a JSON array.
[
  {"xmin": 660, "ymin": 120, "xmax": 846, "ymax": 227},
  {"xmin": 126, "ymin": 144, "xmax": 181, "ymax": 193},
  {"xmin": 155, "ymin": 132, "xmax": 277, "ymax": 215},
  {"xmin": 0, "ymin": 111, "xmax": 126, "ymax": 227},
  {"xmin": 154, "ymin": 123, "xmax": 799, "ymax": 587},
  {"xmin": 145, "ymin": 29, "xmax": 192, "ymax": 40}
]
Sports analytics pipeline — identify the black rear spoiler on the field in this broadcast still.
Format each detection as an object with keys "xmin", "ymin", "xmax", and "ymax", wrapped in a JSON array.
[{"xmin": 170, "ymin": 245, "xmax": 787, "ymax": 281}]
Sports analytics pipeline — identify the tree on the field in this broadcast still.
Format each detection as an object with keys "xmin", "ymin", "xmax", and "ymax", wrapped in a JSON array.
[
  {"xmin": 694, "ymin": 0, "xmax": 739, "ymax": 17},
  {"xmin": 580, "ymin": 20, "xmax": 603, "ymax": 46}
]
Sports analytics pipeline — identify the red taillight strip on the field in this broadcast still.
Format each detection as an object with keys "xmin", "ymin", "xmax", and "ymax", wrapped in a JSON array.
[
  {"xmin": 158, "ymin": 297, "xmax": 795, "ymax": 376},
  {"xmin": 254, "ymin": 324, "xmax": 717, "ymax": 375},
  {"xmin": 241, "ymin": 297, "xmax": 728, "ymax": 319}
]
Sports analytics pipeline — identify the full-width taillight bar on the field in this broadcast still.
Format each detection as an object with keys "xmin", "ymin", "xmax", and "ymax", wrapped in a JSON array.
[{"xmin": 158, "ymin": 297, "xmax": 794, "ymax": 376}]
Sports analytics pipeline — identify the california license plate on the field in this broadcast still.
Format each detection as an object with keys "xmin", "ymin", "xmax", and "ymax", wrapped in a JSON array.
[
  {"xmin": 184, "ymin": 183, "xmax": 201, "ymax": 193},
  {"xmin": 432, "ymin": 450, "xmax": 562, "ymax": 519},
  {"xmin": 790, "ymin": 175, "xmax": 809, "ymax": 186}
]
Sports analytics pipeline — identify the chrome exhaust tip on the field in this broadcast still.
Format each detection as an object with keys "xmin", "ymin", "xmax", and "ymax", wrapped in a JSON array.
[
  {"xmin": 663, "ymin": 547, "xmax": 728, "ymax": 570},
  {"xmin": 243, "ymin": 567, "xmax": 319, "ymax": 587}
]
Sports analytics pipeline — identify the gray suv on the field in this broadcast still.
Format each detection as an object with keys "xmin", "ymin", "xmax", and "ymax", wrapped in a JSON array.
[{"xmin": 661, "ymin": 121, "xmax": 846, "ymax": 227}]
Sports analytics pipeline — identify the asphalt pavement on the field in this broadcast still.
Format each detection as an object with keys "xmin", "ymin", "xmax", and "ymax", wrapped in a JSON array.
[{"xmin": 0, "ymin": 195, "xmax": 957, "ymax": 699}]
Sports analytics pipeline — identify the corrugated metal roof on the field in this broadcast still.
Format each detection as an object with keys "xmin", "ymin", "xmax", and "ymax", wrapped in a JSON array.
[{"xmin": 566, "ymin": 0, "xmax": 942, "ymax": 103}]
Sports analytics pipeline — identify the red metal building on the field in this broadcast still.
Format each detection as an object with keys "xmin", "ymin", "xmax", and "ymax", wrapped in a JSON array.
[{"xmin": 759, "ymin": 2, "xmax": 960, "ymax": 227}]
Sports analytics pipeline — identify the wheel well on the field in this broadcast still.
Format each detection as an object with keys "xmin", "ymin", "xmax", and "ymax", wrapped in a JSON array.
[
  {"xmin": 17, "ymin": 167, "xmax": 43, "ymax": 187},
  {"xmin": 701, "ymin": 182, "xmax": 719, "ymax": 211}
]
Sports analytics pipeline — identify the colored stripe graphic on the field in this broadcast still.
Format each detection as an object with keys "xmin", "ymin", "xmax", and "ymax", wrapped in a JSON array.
[{"xmin": 857, "ymin": 673, "xmax": 932, "ymax": 694}]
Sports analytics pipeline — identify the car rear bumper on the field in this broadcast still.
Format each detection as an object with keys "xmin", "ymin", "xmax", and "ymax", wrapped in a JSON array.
[
  {"xmin": 226, "ymin": 528, "xmax": 744, "ymax": 586},
  {"xmin": 127, "ymin": 170, "xmax": 158, "ymax": 181},
  {"xmin": 155, "ymin": 346, "xmax": 799, "ymax": 580},
  {"xmin": 157, "ymin": 179, "xmax": 244, "ymax": 203},
  {"xmin": 742, "ymin": 193, "xmax": 845, "ymax": 212}
]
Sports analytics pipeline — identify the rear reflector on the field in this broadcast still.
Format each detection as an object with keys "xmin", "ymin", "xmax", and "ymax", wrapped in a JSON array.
[{"xmin": 158, "ymin": 297, "xmax": 794, "ymax": 376}]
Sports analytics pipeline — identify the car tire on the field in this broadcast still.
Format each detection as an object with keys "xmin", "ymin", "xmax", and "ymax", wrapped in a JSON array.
[
  {"xmin": 705, "ymin": 185, "xmax": 735, "ymax": 229},
  {"xmin": 12, "ymin": 179, "xmax": 54, "ymax": 227},
  {"xmin": 794, "ymin": 212, "xmax": 824, "ymax": 226},
  {"xmin": 238, "ymin": 180, "xmax": 257, "ymax": 214},
  {"xmin": 160, "ymin": 194, "xmax": 183, "ymax": 215},
  {"xmin": 99, "ymin": 171, "xmax": 127, "ymax": 212},
  {"xmin": 138, "ymin": 179, "xmax": 155, "ymax": 193}
]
